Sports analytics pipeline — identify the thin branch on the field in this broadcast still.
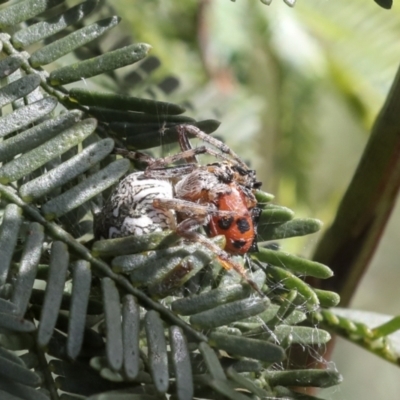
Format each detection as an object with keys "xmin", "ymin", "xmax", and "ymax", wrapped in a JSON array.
[{"xmin": 313, "ymin": 63, "xmax": 400, "ymax": 306}]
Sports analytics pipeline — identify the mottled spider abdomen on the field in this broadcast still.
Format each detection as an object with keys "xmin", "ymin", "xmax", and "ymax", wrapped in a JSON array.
[{"xmin": 94, "ymin": 172, "xmax": 176, "ymax": 239}]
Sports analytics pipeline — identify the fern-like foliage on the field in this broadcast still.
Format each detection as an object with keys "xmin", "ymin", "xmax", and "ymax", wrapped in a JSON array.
[
  {"xmin": 0, "ymin": 1, "xmax": 344, "ymax": 399},
  {"xmin": 257, "ymin": 0, "xmax": 390, "ymax": 10}
]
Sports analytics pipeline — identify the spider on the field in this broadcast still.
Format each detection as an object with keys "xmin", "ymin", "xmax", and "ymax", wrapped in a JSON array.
[{"xmin": 95, "ymin": 125, "xmax": 263, "ymax": 296}]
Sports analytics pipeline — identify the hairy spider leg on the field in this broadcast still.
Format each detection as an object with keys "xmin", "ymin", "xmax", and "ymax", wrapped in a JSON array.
[
  {"xmin": 115, "ymin": 143, "xmax": 243, "ymax": 177},
  {"xmin": 140, "ymin": 145, "xmax": 252, "ymax": 180},
  {"xmin": 116, "ymin": 125, "xmax": 253, "ymax": 176},
  {"xmin": 114, "ymin": 146, "xmax": 218, "ymax": 175},
  {"xmin": 113, "ymin": 148, "xmax": 156, "ymax": 164},
  {"xmin": 114, "ymin": 146, "xmax": 208, "ymax": 166},
  {"xmin": 175, "ymin": 125, "xmax": 250, "ymax": 171},
  {"xmin": 175, "ymin": 126, "xmax": 234, "ymax": 165},
  {"xmin": 147, "ymin": 146, "xmax": 208, "ymax": 168},
  {"xmin": 144, "ymin": 164, "xmax": 198, "ymax": 180},
  {"xmin": 143, "ymin": 144, "xmax": 244, "ymax": 172},
  {"xmin": 177, "ymin": 127, "xmax": 199, "ymax": 164},
  {"xmin": 153, "ymin": 198, "xmax": 234, "ymax": 219},
  {"xmin": 175, "ymin": 126, "xmax": 246, "ymax": 166}
]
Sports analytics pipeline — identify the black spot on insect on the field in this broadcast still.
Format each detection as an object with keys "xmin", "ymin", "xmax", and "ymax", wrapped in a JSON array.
[
  {"xmin": 232, "ymin": 239, "xmax": 247, "ymax": 249},
  {"xmin": 218, "ymin": 216, "xmax": 234, "ymax": 230},
  {"xmin": 236, "ymin": 217, "xmax": 251, "ymax": 233}
]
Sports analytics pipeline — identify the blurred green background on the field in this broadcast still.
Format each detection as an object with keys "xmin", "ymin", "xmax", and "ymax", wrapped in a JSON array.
[{"xmin": 109, "ymin": 0, "xmax": 400, "ymax": 398}]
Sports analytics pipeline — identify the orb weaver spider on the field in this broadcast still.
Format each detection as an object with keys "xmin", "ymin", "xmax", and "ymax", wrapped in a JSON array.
[{"xmin": 95, "ymin": 125, "xmax": 263, "ymax": 296}]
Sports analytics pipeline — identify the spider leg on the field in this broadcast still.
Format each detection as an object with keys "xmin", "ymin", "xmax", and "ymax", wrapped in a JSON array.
[
  {"xmin": 175, "ymin": 218, "xmax": 264, "ymax": 297},
  {"xmin": 143, "ymin": 146, "xmax": 229, "ymax": 179},
  {"xmin": 114, "ymin": 148, "xmax": 156, "ymax": 164},
  {"xmin": 177, "ymin": 127, "xmax": 198, "ymax": 163},
  {"xmin": 178, "ymin": 127, "xmax": 244, "ymax": 166},
  {"xmin": 144, "ymin": 164, "xmax": 198, "ymax": 180},
  {"xmin": 153, "ymin": 198, "xmax": 234, "ymax": 219},
  {"xmin": 114, "ymin": 146, "xmax": 209, "ymax": 172},
  {"xmin": 113, "ymin": 147, "xmax": 206, "ymax": 179},
  {"xmin": 147, "ymin": 146, "xmax": 208, "ymax": 168},
  {"xmin": 176, "ymin": 125, "xmax": 249, "ymax": 171},
  {"xmin": 116, "ymin": 125, "xmax": 251, "ymax": 173},
  {"xmin": 115, "ymin": 136, "xmax": 248, "ymax": 181},
  {"xmin": 175, "ymin": 126, "xmax": 232, "ymax": 165}
]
